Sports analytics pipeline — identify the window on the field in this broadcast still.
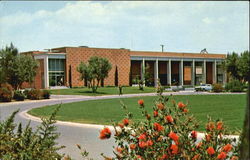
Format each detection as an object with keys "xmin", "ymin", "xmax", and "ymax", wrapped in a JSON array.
[{"xmin": 48, "ymin": 59, "xmax": 65, "ymax": 86}]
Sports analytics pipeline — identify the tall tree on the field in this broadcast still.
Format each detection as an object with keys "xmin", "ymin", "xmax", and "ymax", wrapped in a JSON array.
[
  {"xmin": 223, "ymin": 51, "xmax": 249, "ymax": 82},
  {"xmin": 77, "ymin": 56, "xmax": 112, "ymax": 93},
  {"xmin": 0, "ymin": 43, "xmax": 38, "ymax": 89}
]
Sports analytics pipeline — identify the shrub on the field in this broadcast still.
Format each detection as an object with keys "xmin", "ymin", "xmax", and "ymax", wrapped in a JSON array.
[
  {"xmin": 225, "ymin": 79, "xmax": 244, "ymax": 92},
  {"xmin": 42, "ymin": 90, "xmax": 51, "ymax": 99},
  {"xmin": 99, "ymin": 90, "xmax": 240, "ymax": 160},
  {"xmin": 29, "ymin": 89, "xmax": 42, "ymax": 100},
  {"xmin": 0, "ymin": 107, "xmax": 64, "ymax": 159},
  {"xmin": 0, "ymin": 83, "xmax": 13, "ymax": 102},
  {"xmin": 23, "ymin": 89, "xmax": 31, "ymax": 99},
  {"xmin": 212, "ymin": 83, "xmax": 224, "ymax": 92},
  {"xmin": 13, "ymin": 90, "xmax": 25, "ymax": 101}
]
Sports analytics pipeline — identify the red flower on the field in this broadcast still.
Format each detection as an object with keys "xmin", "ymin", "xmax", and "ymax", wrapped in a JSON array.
[
  {"xmin": 192, "ymin": 154, "xmax": 200, "ymax": 160},
  {"xmin": 139, "ymin": 141, "xmax": 147, "ymax": 148},
  {"xmin": 217, "ymin": 121, "xmax": 223, "ymax": 130},
  {"xmin": 138, "ymin": 133, "xmax": 147, "ymax": 140},
  {"xmin": 223, "ymin": 144, "xmax": 232, "ymax": 153},
  {"xmin": 129, "ymin": 143, "xmax": 136, "ymax": 150},
  {"xmin": 123, "ymin": 118, "xmax": 129, "ymax": 126},
  {"xmin": 147, "ymin": 140, "xmax": 153, "ymax": 146},
  {"xmin": 191, "ymin": 130, "xmax": 197, "ymax": 139},
  {"xmin": 217, "ymin": 152, "xmax": 227, "ymax": 160},
  {"xmin": 170, "ymin": 144, "xmax": 178, "ymax": 154},
  {"xmin": 165, "ymin": 115, "xmax": 173, "ymax": 123},
  {"xmin": 154, "ymin": 110, "xmax": 158, "ymax": 117},
  {"xmin": 178, "ymin": 102, "xmax": 185, "ymax": 109},
  {"xmin": 168, "ymin": 131, "xmax": 179, "ymax": 142},
  {"xmin": 207, "ymin": 147, "xmax": 215, "ymax": 155},
  {"xmin": 154, "ymin": 123, "xmax": 164, "ymax": 132},
  {"xmin": 157, "ymin": 103, "xmax": 164, "ymax": 110},
  {"xmin": 99, "ymin": 127, "xmax": 111, "ymax": 140},
  {"xmin": 136, "ymin": 155, "xmax": 144, "ymax": 160},
  {"xmin": 138, "ymin": 99, "xmax": 144, "ymax": 106}
]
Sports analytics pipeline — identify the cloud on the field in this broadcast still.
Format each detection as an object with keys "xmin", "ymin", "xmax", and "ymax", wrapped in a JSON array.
[{"xmin": 0, "ymin": 1, "xmax": 249, "ymax": 53}]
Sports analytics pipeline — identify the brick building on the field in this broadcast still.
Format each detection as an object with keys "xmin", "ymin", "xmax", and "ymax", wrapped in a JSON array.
[{"xmin": 21, "ymin": 46, "xmax": 226, "ymax": 89}]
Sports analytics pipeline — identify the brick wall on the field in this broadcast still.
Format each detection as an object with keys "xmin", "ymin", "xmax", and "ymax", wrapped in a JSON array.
[
  {"xmin": 21, "ymin": 59, "xmax": 44, "ymax": 89},
  {"xmin": 206, "ymin": 62, "xmax": 213, "ymax": 84},
  {"xmin": 65, "ymin": 47, "xmax": 131, "ymax": 87}
]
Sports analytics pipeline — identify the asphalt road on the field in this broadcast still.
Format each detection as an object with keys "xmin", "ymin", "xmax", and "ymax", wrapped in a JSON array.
[{"xmin": 0, "ymin": 91, "xmax": 243, "ymax": 159}]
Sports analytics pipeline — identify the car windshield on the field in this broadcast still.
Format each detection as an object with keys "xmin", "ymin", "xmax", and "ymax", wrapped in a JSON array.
[{"xmin": 201, "ymin": 84, "xmax": 206, "ymax": 86}]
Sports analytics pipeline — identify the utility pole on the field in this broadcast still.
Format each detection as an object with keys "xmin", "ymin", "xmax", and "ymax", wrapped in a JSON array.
[{"xmin": 160, "ymin": 45, "xmax": 164, "ymax": 52}]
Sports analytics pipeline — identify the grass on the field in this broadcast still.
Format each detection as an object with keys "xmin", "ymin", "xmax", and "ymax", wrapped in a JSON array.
[
  {"xmin": 28, "ymin": 94, "xmax": 246, "ymax": 132},
  {"xmin": 49, "ymin": 86, "xmax": 158, "ymax": 96}
]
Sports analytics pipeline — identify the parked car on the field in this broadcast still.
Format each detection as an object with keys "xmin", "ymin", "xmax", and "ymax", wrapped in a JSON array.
[{"xmin": 195, "ymin": 84, "xmax": 212, "ymax": 92}]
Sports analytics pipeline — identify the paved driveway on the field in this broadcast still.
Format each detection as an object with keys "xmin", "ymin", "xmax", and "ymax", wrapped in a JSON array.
[{"xmin": 0, "ymin": 91, "xmax": 243, "ymax": 159}]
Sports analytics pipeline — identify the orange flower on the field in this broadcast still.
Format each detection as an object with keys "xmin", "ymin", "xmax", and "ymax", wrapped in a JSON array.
[
  {"xmin": 196, "ymin": 142, "xmax": 202, "ymax": 148},
  {"xmin": 192, "ymin": 154, "xmax": 201, "ymax": 160},
  {"xmin": 147, "ymin": 140, "xmax": 153, "ymax": 146},
  {"xmin": 139, "ymin": 141, "xmax": 147, "ymax": 148},
  {"xmin": 206, "ymin": 122, "xmax": 215, "ymax": 131},
  {"xmin": 206, "ymin": 134, "xmax": 211, "ymax": 142},
  {"xmin": 129, "ymin": 143, "xmax": 136, "ymax": 150},
  {"xmin": 217, "ymin": 121, "xmax": 223, "ymax": 130},
  {"xmin": 118, "ymin": 123, "xmax": 124, "ymax": 128},
  {"xmin": 157, "ymin": 103, "xmax": 164, "ymax": 110},
  {"xmin": 136, "ymin": 155, "xmax": 144, "ymax": 160},
  {"xmin": 217, "ymin": 152, "xmax": 227, "ymax": 160},
  {"xmin": 165, "ymin": 115, "xmax": 173, "ymax": 123},
  {"xmin": 138, "ymin": 99, "xmax": 144, "ymax": 106},
  {"xmin": 138, "ymin": 133, "xmax": 147, "ymax": 140},
  {"xmin": 154, "ymin": 123, "xmax": 164, "ymax": 132},
  {"xmin": 230, "ymin": 156, "xmax": 238, "ymax": 160},
  {"xmin": 168, "ymin": 131, "xmax": 179, "ymax": 142},
  {"xmin": 158, "ymin": 154, "xmax": 168, "ymax": 160},
  {"xmin": 178, "ymin": 102, "xmax": 185, "ymax": 109},
  {"xmin": 223, "ymin": 144, "xmax": 232, "ymax": 153},
  {"xmin": 207, "ymin": 147, "xmax": 215, "ymax": 155},
  {"xmin": 116, "ymin": 147, "xmax": 123, "ymax": 153},
  {"xmin": 99, "ymin": 127, "xmax": 111, "ymax": 140},
  {"xmin": 183, "ymin": 108, "xmax": 188, "ymax": 113},
  {"xmin": 170, "ymin": 144, "xmax": 178, "ymax": 154},
  {"xmin": 123, "ymin": 118, "xmax": 129, "ymax": 126},
  {"xmin": 154, "ymin": 110, "xmax": 158, "ymax": 117},
  {"xmin": 191, "ymin": 130, "xmax": 197, "ymax": 139}
]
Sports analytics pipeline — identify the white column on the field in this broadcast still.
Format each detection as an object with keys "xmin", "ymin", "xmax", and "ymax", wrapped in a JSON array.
[
  {"xmin": 154, "ymin": 58, "xmax": 159, "ymax": 87},
  {"xmin": 168, "ymin": 59, "xmax": 171, "ymax": 85},
  {"xmin": 179, "ymin": 59, "xmax": 184, "ymax": 86},
  {"xmin": 213, "ymin": 60, "xmax": 217, "ymax": 84},
  {"xmin": 192, "ymin": 59, "xmax": 195, "ymax": 86},
  {"xmin": 203, "ymin": 60, "xmax": 206, "ymax": 84},
  {"xmin": 224, "ymin": 71, "xmax": 227, "ymax": 84},
  {"xmin": 141, "ymin": 58, "xmax": 145, "ymax": 82},
  {"xmin": 44, "ymin": 56, "xmax": 49, "ymax": 89}
]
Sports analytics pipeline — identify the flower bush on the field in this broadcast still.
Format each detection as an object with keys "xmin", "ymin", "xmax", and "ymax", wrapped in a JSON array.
[
  {"xmin": 13, "ymin": 90, "xmax": 25, "ymax": 101},
  {"xmin": 99, "ymin": 89, "xmax": 240, "ymax": 160}
]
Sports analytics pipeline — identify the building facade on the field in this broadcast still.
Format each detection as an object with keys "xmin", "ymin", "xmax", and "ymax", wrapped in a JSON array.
[{"xmin": 21, "ymin": 46, "xmax": 226, "ymax": 89}]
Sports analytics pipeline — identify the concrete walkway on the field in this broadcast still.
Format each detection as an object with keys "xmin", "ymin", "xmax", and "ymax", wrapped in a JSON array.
[{"xmin": 0, "ymin": 91, "xmax": 243, "ymax": 159}]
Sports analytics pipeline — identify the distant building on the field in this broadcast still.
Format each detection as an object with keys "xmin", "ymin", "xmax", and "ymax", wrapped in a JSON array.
[{"xmin": 21, "ymin": 46, "xmax": 226, "ymax": 89}]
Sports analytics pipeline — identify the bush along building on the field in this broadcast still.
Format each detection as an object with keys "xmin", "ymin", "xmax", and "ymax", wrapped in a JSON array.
[{"xmin": 21, "ymin": 46, "xmax": 226, "ymax": 89}]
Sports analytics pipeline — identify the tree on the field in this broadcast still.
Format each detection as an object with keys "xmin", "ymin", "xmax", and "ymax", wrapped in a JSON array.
[
  {"xmin": 77, "ymin": 56, "xmax": 112, "ymax": 93},
  {"xmin": 238, "ymin": 51, "xmax": 250, "ymax": 82},
  {"xmin": 0, "ymin": 43, "xmax": 38, "ymax": 90},
  {"xmin": 223, "ymin": 51, "xmax": 249, "ymax": 82}
]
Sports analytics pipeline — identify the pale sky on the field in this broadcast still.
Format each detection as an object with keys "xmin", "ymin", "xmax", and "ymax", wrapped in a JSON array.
[{"xmin": 0, "ymin": 1, "xmax": 249, "ymax": 54}]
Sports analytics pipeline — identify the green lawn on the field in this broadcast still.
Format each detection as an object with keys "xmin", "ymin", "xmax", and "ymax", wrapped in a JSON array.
[
  {"xmin": 29, "ymin": 94, "xmax": 246, "ymax": 133},
  {"xmin": 50, "ymin": 86, "xmax": 159, "ymax": 96}
]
